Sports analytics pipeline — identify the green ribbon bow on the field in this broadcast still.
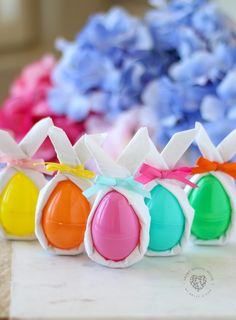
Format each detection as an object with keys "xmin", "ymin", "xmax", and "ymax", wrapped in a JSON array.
[{"xmin": 83, "ymin": 175, "xmax": 150, "ymax": 198}]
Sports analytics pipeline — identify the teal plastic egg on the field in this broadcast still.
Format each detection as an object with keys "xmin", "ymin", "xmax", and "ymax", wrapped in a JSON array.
[
  {"xmin": 189, "ymin": 174, "xmax": 231, "ymax": 240},
  {"xmin": 145, "ymin": 184, "xmax": 185, "ymax": 252}
]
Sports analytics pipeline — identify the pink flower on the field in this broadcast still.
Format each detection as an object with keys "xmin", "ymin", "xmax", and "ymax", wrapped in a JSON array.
[
  {"xmin": 10, "ymin": 55, "xmax": 54, "ymax": 97},
  {"xmin": 0, "ymin": 55, "xmax": 55, "ymax": 139},
  {"xmin": 0, "ymin": 55, "xmax": 86, "ymax": 161}
]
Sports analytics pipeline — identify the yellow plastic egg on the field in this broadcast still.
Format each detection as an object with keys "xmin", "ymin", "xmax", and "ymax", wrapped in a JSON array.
[{"xmin": 0, "ymin": 172, "xmax": 39, "ymax": 237}]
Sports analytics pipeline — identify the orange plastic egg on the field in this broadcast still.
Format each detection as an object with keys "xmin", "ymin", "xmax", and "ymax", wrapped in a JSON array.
[{"xmin": 42, "ymin": 180, "xmax": 90, "ymax": 250}]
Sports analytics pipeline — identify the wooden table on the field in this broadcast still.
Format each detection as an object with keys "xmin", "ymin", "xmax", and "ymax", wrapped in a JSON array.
[{"xmin": 1, "ymin": 235, "xmax": 236, "ymax": 320}]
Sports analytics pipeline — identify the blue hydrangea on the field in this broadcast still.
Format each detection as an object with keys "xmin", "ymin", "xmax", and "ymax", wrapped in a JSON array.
[
  {"xmin": 77, "ymin": 7, "xmax": 152, "ymax": 53},
  {"xmin": 49, "ymin": 0, "xmax": 236, "ymax": 147}
]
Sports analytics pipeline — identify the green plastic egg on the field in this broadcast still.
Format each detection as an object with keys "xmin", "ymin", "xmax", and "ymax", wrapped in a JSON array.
[
  {"xmin": 189, "ymin": 174, "xmax": 231, "ymax": 240},
  {"xmin": 145, "ymin": 184, "xmax": 185, "ymax": 252}
]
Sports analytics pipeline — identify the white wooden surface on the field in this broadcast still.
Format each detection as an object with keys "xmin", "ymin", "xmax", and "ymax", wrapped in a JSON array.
[{"xmin": 0, "ymin": 233, "xmax": 235, "ymax": 320}]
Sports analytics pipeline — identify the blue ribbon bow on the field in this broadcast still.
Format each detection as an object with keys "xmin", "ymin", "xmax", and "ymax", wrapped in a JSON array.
[{"xmin": 83, "ymin": 175, "xmax": 150, "ymax": 198}]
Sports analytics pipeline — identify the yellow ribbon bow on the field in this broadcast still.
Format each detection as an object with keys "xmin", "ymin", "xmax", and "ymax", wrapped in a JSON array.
[{"xmin": 45, "ymin": 162, "xmax": 95, "ymax": 179}]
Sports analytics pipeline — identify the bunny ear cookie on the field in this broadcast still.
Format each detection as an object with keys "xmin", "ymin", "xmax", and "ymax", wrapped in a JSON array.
[
  {"xmin": 186, "ymin": 123, "xmax": 236, "ymax": 245},
  {"xmin": 83, "ymin": 127, "xmax": 150, "ymax": 268},
  {"xmin": 0, "ymin": 117, "xmax": 53, "ymax": 240},
  {"xmin": 35, "ymin": 127, "xmax": 106, "ymax": 255},
  {"xmin": 135, "ymin": 124, "xmax": 199, "ymax": 256}
]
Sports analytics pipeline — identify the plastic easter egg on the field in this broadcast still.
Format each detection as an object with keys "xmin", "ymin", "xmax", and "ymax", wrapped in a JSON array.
[
  {"xmin": 91, "ymin": 191, "xmax": 140, "ymax": 261},
  {"xmin": 189, "ymin": 174, "xmax": 231, "ymax": 240},
  {"xmin": 145, "ymin": 184, "xmax": 185, "ymax": 252},
  {"xmin": 0, "ymin": 172, "xmax": 39, "ymax": 236},
  {"xmin": 42, "ymin": 180, "xmax": 90, "ymax": 250}
]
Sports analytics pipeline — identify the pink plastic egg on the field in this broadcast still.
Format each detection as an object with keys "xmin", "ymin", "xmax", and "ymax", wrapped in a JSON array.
[{"xmin": 91, "ymin": 191, "xmax": 140, "ymax": 261}]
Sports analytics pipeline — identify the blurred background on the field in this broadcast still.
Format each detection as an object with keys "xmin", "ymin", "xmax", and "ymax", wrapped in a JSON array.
[
  {"xmin": 0, "ymin": 0, "xmax": 149, "ymax": 103},
  {"xmin": 1, "ymin": 0, "xmax": 236, "ymax": 161},
  {"xmin": 0, "ymin": 0, "xmax": 235, "ymax": 103}
]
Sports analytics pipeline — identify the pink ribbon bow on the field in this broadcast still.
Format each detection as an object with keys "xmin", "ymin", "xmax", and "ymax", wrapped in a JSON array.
[
  {"xmin": 135, "ymin": 163, "xmax": 197, "ymax": 188},
  {"xmin": 0, "ymin": 155, "xmax": 52, "ymax": 175}
]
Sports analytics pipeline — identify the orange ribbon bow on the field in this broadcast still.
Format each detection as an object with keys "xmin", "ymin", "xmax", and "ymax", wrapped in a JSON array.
[{"xmin": 192, "ymin": 156, "xmax": 236, "ymax": 179}]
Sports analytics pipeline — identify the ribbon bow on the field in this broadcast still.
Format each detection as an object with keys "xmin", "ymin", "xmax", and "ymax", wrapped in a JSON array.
[
  {"xmin": 0, "ymin": 155, "xmax": 50, "ymax": 174},
  {"xmin": 192, "ymin": 156, "xmax": 236, "ymax": 179},
  {"xmin": 135, "ymin": 163, "xmax": 197, "ymax": 188},
  {"xmin": 45, "ymin": 162, "xmax": 95, "ymax": 179},
  {"xmin": 83, "ymin": 175, "xmax": 150, "ymax": 198}
]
